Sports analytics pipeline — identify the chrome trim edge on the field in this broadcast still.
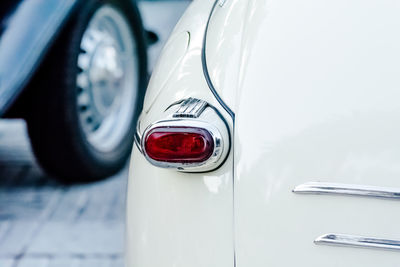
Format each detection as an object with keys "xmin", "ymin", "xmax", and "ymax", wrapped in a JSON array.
[
  {"xmin": 293, "ymin": 182, "xmax": 400, "ymax": 200},
  {"xmin": 134, "ymin": 131, "xmax": 142, "ymax": 153},
  {"xmin": 315, "ymin": 233, "xmax": 400, "ymax": 251},
  {"xmin": 201, "ymin": 0, "xmax": 235, "ymax": 120}
]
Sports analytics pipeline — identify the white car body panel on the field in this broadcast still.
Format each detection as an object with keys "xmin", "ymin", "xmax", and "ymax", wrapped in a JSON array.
[
  {"xmin": 127, "ymin": 0, "xmax": 400, "ymax": 266},
  {"xmin": 205, "ymin": 0, "xmax": 248, "ymax": 109},
  {"xmin": 126, "ymin": 1, "xmax": 234, "ymax": 267},
  {"xmin": 234, "ymin": 0, "xmax": 400, "ymax": 266}
]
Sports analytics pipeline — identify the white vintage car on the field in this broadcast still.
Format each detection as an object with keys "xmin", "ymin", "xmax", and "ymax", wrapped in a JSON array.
[{"xmin": 126, "ymin": 0, "xmax": 400, "ymax": 266}]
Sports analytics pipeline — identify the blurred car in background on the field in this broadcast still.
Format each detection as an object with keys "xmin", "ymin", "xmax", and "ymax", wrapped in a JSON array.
[
  {"xmin": 0, "ymin": 0, "xmax": 148, "ymax": 182},
  {"xmin": 127, "ymin": 0, "xmax": 400, "ymax": 266}
]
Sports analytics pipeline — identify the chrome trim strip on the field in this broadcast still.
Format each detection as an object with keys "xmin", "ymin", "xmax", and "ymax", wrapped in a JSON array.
[
  {"xmin": 134, "ymin": 131, "xmax": 142, "ymax": 153},
  {"xmin": 218, "ymin": 0, "xmax": 227, "ymax": 7},
  {"xmin": 293, "ymin": 182, "xmax": 400, "ymax": 200},
  {"xmin": 201, "ymin": 0, "xmax": 235, "ymax": 120},
  {"xmin": 315, "ymin": 233, "xmax": 400, "ymax": 251},
  {"xmin": 134, "ymin": 117, "xmax": 143, "ymax": 153}
]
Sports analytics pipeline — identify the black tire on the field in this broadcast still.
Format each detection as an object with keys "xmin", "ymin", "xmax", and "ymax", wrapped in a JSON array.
[{"xmin": 26, "ymin": 0, "xmax": 148, "ymax": 183}]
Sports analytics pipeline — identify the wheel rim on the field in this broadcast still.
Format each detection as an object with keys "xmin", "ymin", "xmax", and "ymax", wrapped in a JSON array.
[{"xmin": 76, "ymin": 5, "xmax": 138, "ymax": 152}]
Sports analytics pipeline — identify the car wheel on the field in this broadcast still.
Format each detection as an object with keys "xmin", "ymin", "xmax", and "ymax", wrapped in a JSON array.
[{"xmin": 26, "ymin": 0, "xmax": 147, "ymax": 182}]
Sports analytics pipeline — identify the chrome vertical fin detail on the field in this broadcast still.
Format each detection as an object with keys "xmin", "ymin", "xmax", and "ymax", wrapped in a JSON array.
[{"xmin": 173, "ymin": 98, "xmax": 207, "ymax": 118}]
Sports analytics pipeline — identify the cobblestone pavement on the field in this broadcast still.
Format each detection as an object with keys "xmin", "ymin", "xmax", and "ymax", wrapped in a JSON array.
[{"xmin": 0, "ymin": 1, "xmax": 190, "ymax": 266}]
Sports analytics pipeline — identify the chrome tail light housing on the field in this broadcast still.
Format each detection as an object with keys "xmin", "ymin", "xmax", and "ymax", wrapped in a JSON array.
[{"xmin": 139, "ymin": 98, "xmax": 230, "ymax": 172}]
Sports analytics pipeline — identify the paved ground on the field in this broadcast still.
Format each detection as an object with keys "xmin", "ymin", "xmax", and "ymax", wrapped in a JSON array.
[{"xmin": 0, "ymin": 1, "xmax": 190, "ymax": 266}]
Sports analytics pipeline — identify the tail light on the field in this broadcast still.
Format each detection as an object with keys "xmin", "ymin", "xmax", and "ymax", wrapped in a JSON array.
[
  {"xmin": 144, "ymin": 127, "xmax": 214, "ymax": 163},
  {"xmin": 139, "ymin": 99, "xmax": 230, "ymax": 172}
]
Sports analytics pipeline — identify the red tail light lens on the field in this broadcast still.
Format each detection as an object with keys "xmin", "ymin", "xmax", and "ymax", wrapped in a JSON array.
[{"xmin": 144, "ymin": 127, "xmax": 214, "ymax": 163}]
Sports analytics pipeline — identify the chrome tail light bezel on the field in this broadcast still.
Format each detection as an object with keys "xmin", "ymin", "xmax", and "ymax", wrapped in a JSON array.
[
  {"xmin": 137, "ymin": 98, "xmax": 231, "ymax": 172},
  {"xmin": 141, "ymin": 119, "xmax": 226, "ymax": 171}
]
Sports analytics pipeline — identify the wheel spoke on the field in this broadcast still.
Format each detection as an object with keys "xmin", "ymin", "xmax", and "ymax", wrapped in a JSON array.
[
  {"xmin": 76, "ymin": 72, "xmax": 90, "ymax": 90},
  {"xmin": 76, "ymin": 5, "xmax": 139, "ymax": 152},
  {"xmin": 77, "ymin": 53, "xmax": 91, "ymax": 71},
  {"xmin": 77, "ymin": 91, "xmax": 90, "ymax": 106}
]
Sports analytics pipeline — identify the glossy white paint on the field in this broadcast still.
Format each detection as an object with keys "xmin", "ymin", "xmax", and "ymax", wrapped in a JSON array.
[
  {"xmin": 233, "ymin": 0, "xmax": 400, "ymax": 266},
  {"xmin": 205, "ymin": 0, "xmax": 248, "ymax": 110},
  {"xmin": 127, "ymin": 146, "xmax": 233, "ymax": 267},
  {"xmin": 128, "ymin": 0, "xmax": 400, "ymax": 266},
  {"xmin": 142, "ymin": 31, "xmax": 190, "ymax": 113},
  {"xmin": 126, "ymin": 0, "xmax": 234, "ymax": 267}
]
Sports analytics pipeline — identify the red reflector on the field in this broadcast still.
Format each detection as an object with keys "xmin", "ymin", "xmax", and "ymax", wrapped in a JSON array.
[{"xmin": 144, "ymin": 127, "xmax": 214, "ymax": 163}]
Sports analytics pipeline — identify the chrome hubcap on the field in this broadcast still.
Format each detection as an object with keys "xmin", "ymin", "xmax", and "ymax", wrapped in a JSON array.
[{"xmin": 77, "ymin": 5, "xmax": 138, "ymax": 152}]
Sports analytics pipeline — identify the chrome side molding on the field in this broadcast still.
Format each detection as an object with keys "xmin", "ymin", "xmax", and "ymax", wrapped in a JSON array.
[
  {"xmin": 293, "ymin": 182, "xmax": 400, "ymax": 200},
  {"xmin": 294, "ymin": 183, "xmax": 400, "ymax": 252},
  {"xmin": 315, "ymin": 233, "xmax": 400, "ymax": 251}
]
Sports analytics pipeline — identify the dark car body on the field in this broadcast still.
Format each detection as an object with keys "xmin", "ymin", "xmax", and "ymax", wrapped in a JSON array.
[{"xmin": 0, "ymin": 0, "xmax": 79, "ymax": 115}]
